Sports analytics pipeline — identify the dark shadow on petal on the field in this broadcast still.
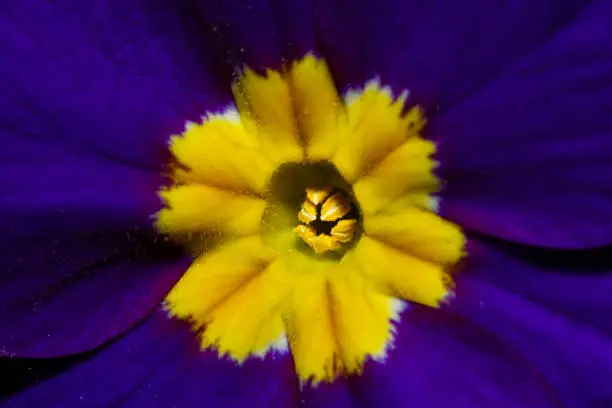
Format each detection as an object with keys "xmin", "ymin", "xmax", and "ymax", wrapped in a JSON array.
[
  {"xmin": 468, "ymin": 231, "xmax": 612, "ymax": 273},
  {"xmin": 0, "ymin": 354, "xmax": 87, "ymax": 398}
]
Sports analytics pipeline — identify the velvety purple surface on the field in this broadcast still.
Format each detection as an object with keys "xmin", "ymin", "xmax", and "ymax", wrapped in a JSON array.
[
  {"xmin": 316, "ymin": 0, "xmax": 612, "ymax": 249},
  {"xmin": 301, "ymin": 305, "xmax": 559, "ymax": 408},
  {"xmin": 4, "ymin": 242, "xmax": 612, "ymax": 406},
  {"xmin": 0, "ymin": 304, "xmax": 556, "ymax": 408},
  {"xmin": 314, "ymin": 0, "xmax": 586, "ymax": 109},
  {"xmin": 299, "ymin": 234, "xmax": 612, "ymax": 408},
  {"xmin": 434, "ymin": 0, "xmax": 612, "ymax": 248},
  {"xmin": 9, "ymin": 252, "xmax": 610, "ymax": 408},
  {"xmin": 2, "ymin": 310, "xmax": 300, "ymax": 408},
  {"xmin": 1, "ymin": 0, "xmax": 612, "ymax": 407},
  {"xmin": 450, "ymin": 239, "xmax": 612, "ymax": 408},
  {"xmin": 194, "ymin": 0, "xmax": 317, "ymax": 70},
  {"xmin": 0, "ymin": 0, "xmax": 231, "ymax": 357}
]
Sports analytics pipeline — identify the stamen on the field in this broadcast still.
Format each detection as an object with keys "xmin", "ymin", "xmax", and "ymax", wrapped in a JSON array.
[{"xmin": 294, "ymin": 187, "xmax": 358, "ymax": 253}]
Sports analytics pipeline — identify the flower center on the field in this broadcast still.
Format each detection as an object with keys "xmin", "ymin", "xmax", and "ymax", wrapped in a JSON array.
[{"xmin": 294, "ymin": 186, "xmax": 359, "ymax": 254}]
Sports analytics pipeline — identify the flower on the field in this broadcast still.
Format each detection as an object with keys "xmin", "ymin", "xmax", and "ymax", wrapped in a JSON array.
[
  {"xmin": 2, "ymin": 1, "xmax": 612, "ymax": 407},
  {"xmin": 157, "ymin": 55, "xmax": 464, "ymax": 383}
]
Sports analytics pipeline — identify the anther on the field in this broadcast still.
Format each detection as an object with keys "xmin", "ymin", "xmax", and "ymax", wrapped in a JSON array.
[{"xmin": 294, "ymin": 186, "xmax": 358, "ymax": 253}]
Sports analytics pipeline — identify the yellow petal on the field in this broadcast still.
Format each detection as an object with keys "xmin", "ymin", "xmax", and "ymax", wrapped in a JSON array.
[
  {"xmin": 234, "ymin": 68, "xmax": 303, "ymax": 165},
  {"xmin": 157, "ymin": 184, "xmax": 265, "ymax": 237},
  {"xmin": 353, "ymin": 137, "xmax": 438, "ymax": 215},
  {"xmin": 332, "ymin": 81, "xmax": 426, "ymax": 183},
  {"xmin": 169, "ymin": 114, "xmax": 274, "ymax": 195},
  {"xmin": 286, "ymin": 264, "xmax": 399, "ymax": 384},
  {"xmin": 284, "ymin": 268, "xmax": 339, "ymax": 383},
  {"xmin": 363, "ymin": 207, "xmax": 465, "ymax": 265},
  {"xmin": 166, "ymin": 237, "xmax": 288, "ymax": 361},
  {"xmin": 327, "ymin": 271, "xmax": 399, "ymax": 376},
  {"xmin": 201, "ymin": 259, "xmax": 290, "ymax": 361},
  {"xmin": 346, "ymin": 236, "xmax": 450, "ymax": 307},
  {"xmin": 289, "ymin": 54, "xmax": 343, "ymax": 161}
]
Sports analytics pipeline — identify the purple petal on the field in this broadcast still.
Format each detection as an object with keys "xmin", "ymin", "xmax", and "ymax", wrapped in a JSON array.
[
  {"xmin": 0, "ymin": 1, "xmax": 231, "ymax": 169},
  {"xmin": 195, "ymin": 0, "xmax": 316, "ymax": 71},
  {"xmin": 301, "ymin": 307, "xmax": 557, "ymax": 408},
  {"xmin": 0, "ymin": 134, "xmax": 190, "ymax": 357},
  {"xmin": 3, "ymin": 310, "xmax": 300, "ymax": 408},
  {"xmin": 434, "ymin": 0, "xmax": 612, "ymax": 248},
  {"xmin": 449, "ymin": 239, "xmax": 612, "ymax": 407},
  {"xmin": 271, "ymin": 0, "xmax": 316, "ymax": 61},
  {"xmin": 466, "ymin": 238, "xmax": 612, "ymax": 335},
  {"xmin": 314, "ymin": 0, "xmax": 586, "ymax": 108},
  {"xmin": 0, "ymin": 0, "xmax": 235, "ymax": 358},
  {"xmin": 300, "ymin": 379, "xmax": 358, "ymax": 408}
]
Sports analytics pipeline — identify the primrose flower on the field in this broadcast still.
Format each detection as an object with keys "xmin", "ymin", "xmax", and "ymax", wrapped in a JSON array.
[
  {"xmin": 157, "ymin": 55, "xmax": 464, "ymax": 383},
  {"xmin": 2, "ymin": 1, "xmax": 612, "ymax": 408}
]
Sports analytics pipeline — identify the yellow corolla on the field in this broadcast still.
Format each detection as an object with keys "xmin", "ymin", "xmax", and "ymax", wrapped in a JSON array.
[{"xmin": 156, "ymin": 54, "xmax": 465, "ymax": 385}]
